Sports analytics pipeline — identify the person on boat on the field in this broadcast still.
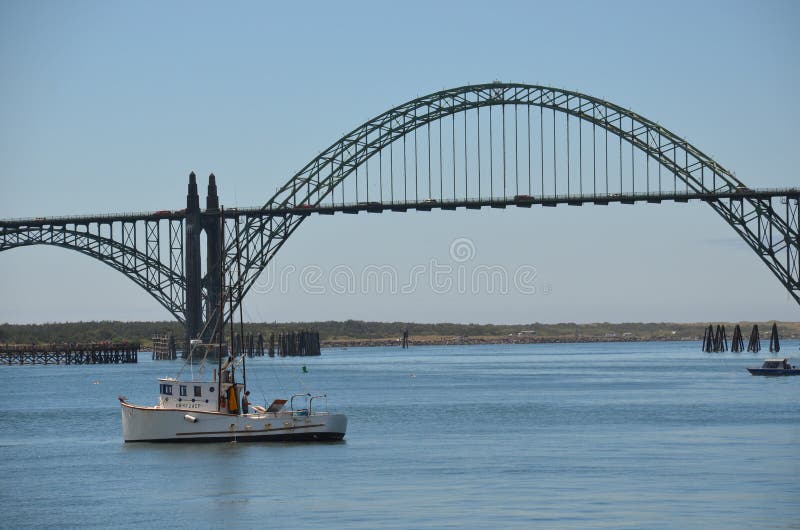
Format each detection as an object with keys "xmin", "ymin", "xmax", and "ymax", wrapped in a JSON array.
[{"xmin": 241, "ymin": 391, "xmax": 250, "ymax": 414}]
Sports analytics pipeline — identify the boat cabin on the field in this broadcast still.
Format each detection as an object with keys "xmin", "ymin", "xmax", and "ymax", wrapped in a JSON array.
[
  {"xmin": 157, "ymin": 377, "xmax": 243, "ymax": 413},
  {"xmin": 759, "ymin": 358, "xmax": 794, "ymax": 370}
]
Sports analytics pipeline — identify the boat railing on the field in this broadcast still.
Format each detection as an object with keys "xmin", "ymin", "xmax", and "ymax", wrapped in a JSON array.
[
  {"xmin": 290, "ymin": 393, "xmax": 311, "ymax": 416},
  {"xmin": 289, "ymin": 392, "xmax": 329, "ymax": 416},
  {"xmin": 309, "ymin": 394, "xmax": 328, "ymax": 415}
]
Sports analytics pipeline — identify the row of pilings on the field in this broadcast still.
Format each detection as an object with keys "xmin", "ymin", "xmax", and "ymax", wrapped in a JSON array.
[
  {"xmin": 232, "ymin": 333, "xmax": 266, "ymax": 358},
  {"xmin": 268, "ymin": 331, "xmax": 321, "ymax": 357},
  {"xmin": 222, "ymin": 331, "xmax": 322, "ymax": 357},
  {"xmin": 149, "ymin": 330, "xmax": 323, "ymax": 360},
  {"xmin": 702, "ymin": 323, "xmax": 780, "ymax": 353}
]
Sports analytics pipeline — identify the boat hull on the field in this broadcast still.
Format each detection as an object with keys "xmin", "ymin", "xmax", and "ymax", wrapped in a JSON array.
[
  {"xmin": 121, "ymin": 402, "xmax": 347, "ymax": 443},
  {"xmin": 746, "ymin": 368, "xmax": 800, "ymax": 376}
]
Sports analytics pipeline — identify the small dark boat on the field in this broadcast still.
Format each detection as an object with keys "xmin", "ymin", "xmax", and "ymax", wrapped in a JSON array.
[{"xmin": 747, "ymin": 358, "xmax": 800, "ymax": 376}]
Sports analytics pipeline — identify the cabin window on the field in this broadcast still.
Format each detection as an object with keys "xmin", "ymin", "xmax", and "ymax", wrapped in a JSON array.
[
  {"xmin": 194, "ymin": 386, "xmax": 202, "ymax": 397},
  {"xmin": 160, "ymin": 384, "xmax": 173, "ymax": 395},
  {"xmin": 179, "ymin": 385, "xmax": 187, "ymax": 397}
]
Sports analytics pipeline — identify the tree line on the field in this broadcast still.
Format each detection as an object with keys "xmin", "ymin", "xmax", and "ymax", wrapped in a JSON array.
[{"xmin": 2, "ymin": 320, "xmax": 797, "ymax": 346}]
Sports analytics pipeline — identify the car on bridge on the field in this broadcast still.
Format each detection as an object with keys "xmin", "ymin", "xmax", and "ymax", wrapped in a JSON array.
[
  {"xmin": 514, "ymin": 194, "xmax": 535, "ymax": 205},
  {"xmin": 358, "ymin": 202, "xmax": 383, "ymax": 212}
]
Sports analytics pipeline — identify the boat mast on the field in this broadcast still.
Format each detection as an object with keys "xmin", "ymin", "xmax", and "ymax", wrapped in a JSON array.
[
  {"xmin": 228, "ymin": 270, "xmax": 236, "ymax": 387},
  {"xmin": 234, "ymin": 215, "xmax": 247, "ymax": 392},
  {"xmin": 216, "ymin": 206, "xmax": 225, "ymax": 412}
]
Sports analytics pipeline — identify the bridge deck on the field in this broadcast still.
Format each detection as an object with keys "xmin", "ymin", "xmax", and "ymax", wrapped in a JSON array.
[{"xmin": 1, "ymin": 188, "xmax": 798, "ymax": 226}]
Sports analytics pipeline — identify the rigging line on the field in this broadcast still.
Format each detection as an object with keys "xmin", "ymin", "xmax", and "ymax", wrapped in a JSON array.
[
  {"xmin": 464, "ymin": 108, "xmax": 468, "ymax": 199},
  {"xmin": 439, "ymin": 113, "xmax": 443, "ymax": 201},
  {"xmin": 592, "ymin": 119, "xmax": 596, "ymax": 195},
  {"xmin": 341, "ymin": 147, "xmax": 346, "ymax": 207},
  {"xmin": 631, "ymin": 117, "xmax": 635, "ymax": 194},
  {"xmin": 452, "ymin": 108, "xmax": 456, "ymax": 199},
  {"xmin": 646, "ymin": 127, "xmax": 650, "ymax": 194},
  {"xmin": 502, "ymin": 103, "xmax": 507, "ymax": 199},
  {"xmin": 390, "ymin": 123, "xmax": 394, "ymax": 203},
  {"xmin": 684, "ymin": 149, "xmax": 689, "ymax": 192},
  {"xmin": 605, "ymin": 123, "xmax": 609, "ymax": 194},
  {"xmin": 427, "ymin": 107, "xmax": 432, "ymax": 199},
  {"xmin": 566, "ymin": 110, "xmax": 570, "ymax": 196},
  {"xmin": 540, "ymin": 103, "xmax": 544, "ymax": 195},
  {"xmin": 325, "ymin": 160, "xmax": 333, "ymax": 207},
  {"xmin": 490, "ymin": 105, "xmax": 494, "ymax": 198},
  {"xmin": 354, "ymin": 146, "xmax": 359, "ymax": 201},
  {"xmin": 515, "ymin": 104, "xmax": 519, "ymax": 196},
  {"xmin": 450, "ymin": 109, "xmax": 456, "ymax": 199},
  {"xmin": 658, "ymin": 131, "xmax": 662, "ymax": 192},
  {"xmin": 379, "ymin": 148, "xmax": 383, "ymax": 203},
  {"xmin": 579, "ymin": 100, "xmax": 583, "ymax": 197},
  {"xmin": 527, "ymin": 102, "xmax": 531, "ymax": 196},
  {"xmin": 414, "ymin": 107, "xmax": 418, "ymax": 202},
  {"xmin": 403, "ymin": 123, "xmax": 407, "ymax": 202},
  {"xmin": 673, "ymin": 144, "xmax": 677, "ymax": 193},
  {"xmin": 552, "ymin": 106, "xmax": 556, "ymax": 196},
  {"xmin": 618, "ymin": 116, "xmax": 623, "ymax": 193},
  {"xmin": 477, "ymin": 106, "xmax": 481, "ymax": 199}
]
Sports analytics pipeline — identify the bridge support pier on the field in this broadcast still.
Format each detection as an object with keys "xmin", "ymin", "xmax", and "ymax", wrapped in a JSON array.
[
  {"xmin": 184, "ymin": 172, "xmax": 203, "ymax": 348},
  {"xmin": 203, "ymin": 174, "xmax": 222, "ymax": 341}
]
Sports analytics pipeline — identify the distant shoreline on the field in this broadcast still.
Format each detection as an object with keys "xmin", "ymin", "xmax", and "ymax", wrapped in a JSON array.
[
  {"xmin": 321, "ymin": 335, "xmax": 693, "ymax": 349},
  {"xmin": 2, "ymin": 320, "xmax": 797, "ymax": 348}
]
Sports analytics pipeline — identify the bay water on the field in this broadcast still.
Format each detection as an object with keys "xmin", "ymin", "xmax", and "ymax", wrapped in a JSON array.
[{"xmin": 1, "ymin": 341, "xmax": 798, "ymax": 529}]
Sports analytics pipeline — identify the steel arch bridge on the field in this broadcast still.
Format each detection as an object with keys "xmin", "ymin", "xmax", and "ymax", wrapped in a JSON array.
[{"xmin": 1, "ymin": 82, "xmax": 798, "ymax": 342}]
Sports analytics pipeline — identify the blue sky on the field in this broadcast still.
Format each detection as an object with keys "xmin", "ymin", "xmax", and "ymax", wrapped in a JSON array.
[{"xmin": 1, "ymin": 0, "xmax": 799, "ymax": 324}]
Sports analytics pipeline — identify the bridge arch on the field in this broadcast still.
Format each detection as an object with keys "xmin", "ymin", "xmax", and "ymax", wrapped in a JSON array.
[
  {"xmin": 1, "ymin": 83, "xmax": 796, "ymax": 336},
  {"xmin": 228, "ymin": 83, "xmax": 798, "ymax": 309},
  {"xmin": 0, "ymin": 224, "xmax": 186, "ymax": 321}
]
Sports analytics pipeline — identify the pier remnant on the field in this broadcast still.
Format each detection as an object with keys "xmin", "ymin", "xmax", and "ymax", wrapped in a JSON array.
[
  {"xmin": 702, "ymin": 324, "xmax": 714, "ymax": 352},
  {"xmin": 151, "ymin": 332, "xmax": 177, "ymax": 360},
  {"xmin": 747, "ymin": 324, "xmax": 761, "ymax": 353},
  {"xmin": 0, "ymin": 342, "xmax": 139, "ymax": 365},
  {"xmin": 702, "ymin": 324, "xmax": 728, "ymax": 352},
  {"xmin": 731, "ymin": 325, "xmax": 744, "ymax": 352},
  {"xmin": 769, "ymin": 322, "xmax": 780, "ymax": 353}
]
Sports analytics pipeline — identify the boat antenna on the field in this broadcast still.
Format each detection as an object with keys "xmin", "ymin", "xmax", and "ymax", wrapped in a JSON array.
[{"xmin": 234, "ymin": 214, "xmax": 248, "ymax": 393}]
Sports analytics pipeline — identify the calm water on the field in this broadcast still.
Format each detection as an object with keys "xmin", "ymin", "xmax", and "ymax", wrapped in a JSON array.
[{"xmin": 1, "ymin": 341, "xmax": 798, "ymax": 529}]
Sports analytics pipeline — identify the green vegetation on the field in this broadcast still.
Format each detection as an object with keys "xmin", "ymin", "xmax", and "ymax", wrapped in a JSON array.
[{"xmin": 1, "ymin": 320, "xmax": 798, "ymax": 346}]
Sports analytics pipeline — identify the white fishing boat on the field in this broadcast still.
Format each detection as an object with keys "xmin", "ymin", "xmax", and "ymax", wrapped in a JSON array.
[
  {"xmin": 120, "ymin": 206, "xmax": 347, "ymax": 442},
  {"xmin": 120, "ymin": 341, "xmax": 347, "ymax": 442}
]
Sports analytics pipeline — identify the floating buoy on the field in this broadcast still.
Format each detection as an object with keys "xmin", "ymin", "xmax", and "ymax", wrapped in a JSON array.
[{"xmin": 184, "ymin": 414, "xmax": 197, "ymax": 423}]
